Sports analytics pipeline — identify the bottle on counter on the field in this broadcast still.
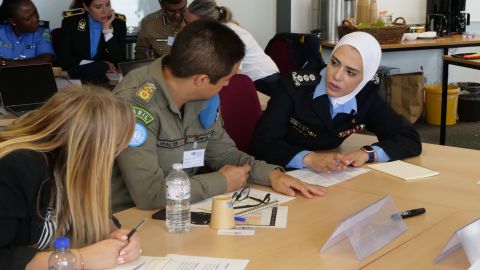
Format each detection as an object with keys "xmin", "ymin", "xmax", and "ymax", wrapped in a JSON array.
[
  {"xmin": 369, "ymin": 0, "xmax": 378, "ymax": 24},
  {"xmin": 357, "ymin": 0, "xmax": 369, "ymax": 24}
]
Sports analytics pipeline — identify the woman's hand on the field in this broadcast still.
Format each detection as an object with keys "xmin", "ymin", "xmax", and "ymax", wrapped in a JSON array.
[
  {"xmin": 343, "ymin": 150, "xmax": 371, "ymax": 167},
  {"xmin": 102, "ymin": 9, "xmax": 116, "ymax": 30},
  {"xmin": 79, "ymin": 239, "xmax": 127, "ymax": 269},
  {"xmin": 269, "ymin": 169, "xmax": 326, "ymax": 198},
  {"xmin": 303, "ymin": 152, "xmax": 350, "ymax": 173},
  {"xmin": 109, "ymin": 229, "xmax": 142, "ymax": 264}
]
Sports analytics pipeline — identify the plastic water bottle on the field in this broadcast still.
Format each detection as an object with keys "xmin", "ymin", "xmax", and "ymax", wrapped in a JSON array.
[
  {"xmin": 166, "ymin": 163, "xmax": 191, "ymax": 233},
  {"xmin": 48, "ymin": 237, "xmax": 76, "ymax": 270}
]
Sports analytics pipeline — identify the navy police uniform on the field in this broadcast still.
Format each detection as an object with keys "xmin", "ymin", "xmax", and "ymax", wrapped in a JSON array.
[
  {"xmin": 0, "ymin": 20, "xmax": 54, "ymax": 60},
  {"xmin": 249, "ymin": 70, "xmax": 422, "ymax": 167},
  {"xmin": 59, "ymin": 8, "xmax": 126, "ymax": 82}
]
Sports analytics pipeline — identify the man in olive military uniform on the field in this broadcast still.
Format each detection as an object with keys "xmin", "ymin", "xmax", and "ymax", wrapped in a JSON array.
[
  {"xmin": 134, "ymin": 0, "xmax": 186, "ymax": 60},
  {"xmin": 112, "ymin": 20, "xmax": 325, "ymax": 212}
]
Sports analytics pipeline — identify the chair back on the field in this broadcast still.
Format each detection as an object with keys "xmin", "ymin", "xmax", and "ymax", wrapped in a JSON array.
[
  {"xmin": 219, "ymin": 74, "xmax": 262, "ymax": 152},
  {"xmin": 50, "ymin": 28, "xmax": 63, "ymax": 66},
  {"xmin": 265, "ymin": 33, "xmax": 326, "ymax": 75}
]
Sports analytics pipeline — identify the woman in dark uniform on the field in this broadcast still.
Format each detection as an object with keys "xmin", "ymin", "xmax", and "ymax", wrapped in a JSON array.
[
  {"xmin": 250, "ymin": 32, "xmax": 421, "ymax": 173},
  {"xmin": 59, "ymin": 0, "xmax": 126, "ymax": 83}
]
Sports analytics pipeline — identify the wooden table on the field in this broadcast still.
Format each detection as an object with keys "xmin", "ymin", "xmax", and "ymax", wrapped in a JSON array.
[
  {"xmin": 116, "ymin": 188, "xmax": 455, "ymax": 270},
  {"xmin": 0, "ymin": 114, "xmax": 15, "ymax": 127},
  {"xmin": 114, "ymin": 135, "xmax": 480, "ymax": 270},
  {"xmin": 323, "ymin": 35, "xmax": 480, "ymax": 145}
]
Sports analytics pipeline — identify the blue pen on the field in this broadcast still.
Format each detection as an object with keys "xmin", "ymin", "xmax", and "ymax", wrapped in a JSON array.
[{"xmin": 234, "ymin": 216, "xmax": 246, "ymax": 222}]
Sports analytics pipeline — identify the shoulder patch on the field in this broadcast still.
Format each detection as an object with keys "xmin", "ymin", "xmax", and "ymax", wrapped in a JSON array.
[
  {"xmin": 291, "ymin": 70, "xmax": 320, "ymax": 87},
  {"xmin": 62, "ymin": 8, "xmax": 85, "ymax": 18},
  {"xmin": 134, "ymin": 82, "xmax": 157, "ymax": 105},
  {"xmin": 115, "ymin": 13, "xmax": 126, "ymax": 21},
  {"xmin": 129, "ymin": 122, "xmax": 148, "ymax": 147},
  {"xmin": 132, "ymin": 106, "xmax": 154, "ymax": 125}
]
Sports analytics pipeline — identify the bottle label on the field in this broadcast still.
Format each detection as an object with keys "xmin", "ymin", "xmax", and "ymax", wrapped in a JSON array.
[{"xmin": 166, "ymin": 182, "xmax": 191, "ymax": 200}]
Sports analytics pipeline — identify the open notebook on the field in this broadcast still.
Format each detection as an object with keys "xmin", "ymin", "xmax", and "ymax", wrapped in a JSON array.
[{"xmin": 368, "ymin": 160, "xmax": 439, "ymax": 181}]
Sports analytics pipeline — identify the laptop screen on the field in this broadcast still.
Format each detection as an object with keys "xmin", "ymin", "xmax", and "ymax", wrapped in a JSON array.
[
  {"xmin": 119, "ymin": 59, "xmax": 154, "ymax": 77},
  {"xmin": 0, "ymin": 64, "xmax": 58, "ymax": 109}
]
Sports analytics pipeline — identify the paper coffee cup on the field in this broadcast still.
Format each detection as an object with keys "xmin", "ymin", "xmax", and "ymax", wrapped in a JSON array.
[
  {"xmin": 209, "ymin": 195, "xmax": 235, "ymax": 230},
  {"xmin": 52, "ymin": 67, "xmax": 62, "ymax": 77}
]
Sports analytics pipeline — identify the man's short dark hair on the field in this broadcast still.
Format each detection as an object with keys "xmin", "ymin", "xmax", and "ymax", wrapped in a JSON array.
[
  {"xmin": 167, "ymin": 19, "xmax": 245, "ymax": 84},
  {"xmin": 160, "ymin": 0, "xmax": 185, "ymax": 4}
]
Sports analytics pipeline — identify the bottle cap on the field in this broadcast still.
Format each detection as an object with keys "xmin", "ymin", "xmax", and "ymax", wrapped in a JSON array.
[
  {"xmin": 53, "ymin": 237, "xmax": 70, "ymax": 249},
  {"xmin": 172, "ymin": 163, "xmax": 183, "ymax": 170}
]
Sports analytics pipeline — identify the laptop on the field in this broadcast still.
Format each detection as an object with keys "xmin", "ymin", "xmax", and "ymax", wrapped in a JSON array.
[
  {"xmin": 0, "ymin": 63, "xmax": 58, "ymax": 116},
  {"xmin": 118, "ymin": 59, "xmax": 154, "ymax": 77}
]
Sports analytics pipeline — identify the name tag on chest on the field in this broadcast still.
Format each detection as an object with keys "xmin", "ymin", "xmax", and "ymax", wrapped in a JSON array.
[{"xmin": 182, "ymin": 149, "xmax": 205, "ymax": 169}]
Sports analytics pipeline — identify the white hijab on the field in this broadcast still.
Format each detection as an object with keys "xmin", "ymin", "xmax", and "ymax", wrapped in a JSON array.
[{"xmin": 328, "ymin": 32, "xmax": 382, "ymax": 108}]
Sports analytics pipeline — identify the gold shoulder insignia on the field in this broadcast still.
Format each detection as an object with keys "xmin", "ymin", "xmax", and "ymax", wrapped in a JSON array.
[
  {"xmin": 62, "ymin": 8, "xmax": 85, "ymax": 18},
  {"xmin": 134, "ymin": 82, "xmax": 157, "ymax": 105},
  {"xmin": 115, "ymin": 13, "xmax": 126, "ymax": 21}
]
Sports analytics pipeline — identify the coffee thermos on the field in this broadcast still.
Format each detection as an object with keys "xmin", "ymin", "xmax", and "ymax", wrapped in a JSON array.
[{"xmin": 317, "ymin": 0, "xmax": 357, "ymax": 41}]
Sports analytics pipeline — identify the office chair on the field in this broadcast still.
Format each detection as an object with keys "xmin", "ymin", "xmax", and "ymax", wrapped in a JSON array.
[
  {"xmin": 50, "ymin": 28, "xmax": 63, "ymax": 66},
  {"xmin": 219, "ymin": 74, "xmax": 263, "ymax": 152}
]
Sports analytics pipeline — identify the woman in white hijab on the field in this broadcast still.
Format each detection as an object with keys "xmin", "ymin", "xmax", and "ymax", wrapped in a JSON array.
[{"xmin": 250, "ymin": 32, "xmax": 421, "ymax": 173}]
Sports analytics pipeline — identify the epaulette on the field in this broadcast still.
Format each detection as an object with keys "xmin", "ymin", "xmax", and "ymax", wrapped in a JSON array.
[
  {"xmin": 290, "ymin": 70, "xmax": 320, "ymax": 87},
  {"xmin": 38, "ymin": 20, "xmax": 49, "ymax": 27},
  {"xmin": 115, "ymin": 13, "xmax": 126, "ymax": 21},
  {"xmin": 62, "ymin": 8, "xmax": 85, "ymax": 18}
]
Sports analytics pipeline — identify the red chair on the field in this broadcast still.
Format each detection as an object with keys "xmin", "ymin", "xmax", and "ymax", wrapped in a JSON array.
[{"xmin": 219, "ymin": 74, "xmax": 263, "ymax": 152}]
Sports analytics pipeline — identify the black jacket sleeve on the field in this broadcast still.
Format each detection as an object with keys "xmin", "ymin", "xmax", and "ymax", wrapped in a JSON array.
[
  {"xmin": 361, "ymin": 88, "xmax": 422, "ymax": 160},
  {"xmin": 59, "ymin": 16, "xmax": 82, "ymax": 69},
  {"xmin": 103, "ymin": 18, "xmax": 126, "ymax": 64},
  {"xmin": 249, "ymin": 79, "xmax": 308, "ymax": 166},
  {"xmin": 0, "ymin": 151, "xmax": 49, "ymax": 270}
]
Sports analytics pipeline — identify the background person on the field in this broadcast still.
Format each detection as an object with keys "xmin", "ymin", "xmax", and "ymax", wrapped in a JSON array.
[
  {"xmin": 134, "ymin": 0, "xmax": 186, "ymax": 59},
  {"xmin": 59, "ymin": 0, "xmax": 126, "ymax": 84},
  {"xmin": 0, "ymin": 85, "xmax": 140, "ymax": 270},
  {"xmin": 250, "ymin": 32, "xmax": 422, "ymax": 172},
  {"xmin": 184, "ymin": 0, "xmax": 280, "ymax": 96},
  {"xmin": 0, "ymin": 0, "xmax": 54, "ymax": 66},
  {"xmin": 112, "ymin": 20, "xmax": 325, "ymax": 213}
]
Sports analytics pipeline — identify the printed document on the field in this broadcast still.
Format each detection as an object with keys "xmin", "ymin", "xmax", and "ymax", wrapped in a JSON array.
[
  {"xmin": 108, "ymin": 254, "xmax": 248, "ymax": 270},
  {"xmin": 286, "ymin": 167, "xmax": 370, "ymax": 187}
]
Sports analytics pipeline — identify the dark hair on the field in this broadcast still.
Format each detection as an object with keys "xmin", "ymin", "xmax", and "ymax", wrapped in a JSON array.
[
  {"xmin": 187, "ymin": 0, "xmax": 233, "ymax": 23},
  {"xmin": 168, "ymin": 19, "xmax": 245, "ymax": 84},
  {"xmin": 0, "ymin": 0, "xmax": 31, "ymax": 20},
  {"xmin": 160, "ymin": 0, "xmax": 185, "ymax": 4},
  {"xmin": 70, "ymin": 0, "xmax": 93, "ymax": 9}
]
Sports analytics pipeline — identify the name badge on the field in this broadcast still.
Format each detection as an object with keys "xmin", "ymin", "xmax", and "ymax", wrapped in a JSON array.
[
  {"xmin": 182, "ymin": 149, "xmax": 205, "ymax": 169},
  {"xmin": 167, "ymin": 36, "xmax": 175, "ymax": 46}
]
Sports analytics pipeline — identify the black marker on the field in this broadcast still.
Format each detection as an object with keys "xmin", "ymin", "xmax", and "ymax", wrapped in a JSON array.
[
  {"xmin": 127, "ymin": 218, "xmax": 148, "ymax": 240},
  {"xmin": 400, "ymin": 208, "xmax": 426, "ymax": 219}
]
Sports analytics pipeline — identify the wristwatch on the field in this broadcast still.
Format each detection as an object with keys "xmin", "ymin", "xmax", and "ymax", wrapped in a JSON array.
[{"xmin": 361, "ymin": 145, "xmax": 375, "ymax": 163}]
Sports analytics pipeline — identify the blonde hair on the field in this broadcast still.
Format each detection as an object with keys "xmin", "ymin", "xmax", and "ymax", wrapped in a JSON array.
[
  {"xmin": 0, "ymin": 85, "xmax": 135, "ymax": 248},
  {"xmin": 187, "ymin": 0, "xmax": 235, "ymax": 24}
]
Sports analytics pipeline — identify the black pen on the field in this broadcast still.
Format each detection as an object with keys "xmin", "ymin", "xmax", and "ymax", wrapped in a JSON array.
[
  {"xmin": 400, "ymin": 208, "xmax": 426, "ymax": 219},
  {"xmin": 127, "ymin": 218, "xmax": 148, "ymax": 240}
]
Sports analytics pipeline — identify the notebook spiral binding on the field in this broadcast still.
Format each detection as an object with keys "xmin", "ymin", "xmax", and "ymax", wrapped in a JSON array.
[{"xmin": 236, "ymin": 200, "xmax": 280, "ymax": 217}]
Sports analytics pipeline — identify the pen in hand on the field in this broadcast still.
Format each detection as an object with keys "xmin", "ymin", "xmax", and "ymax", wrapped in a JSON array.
[{"xmin": 127, "ymin": 218, "xmax": 148, "ymax": 240}]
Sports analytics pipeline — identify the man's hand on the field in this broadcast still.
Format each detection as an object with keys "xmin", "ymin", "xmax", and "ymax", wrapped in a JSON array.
[
  {"xmin": 220, "ymin": 163, "xmax": 250, "ymax": 192},
  {"xmin": 269, "ymin": 169, "xmax": 326, "ymax": 198}
]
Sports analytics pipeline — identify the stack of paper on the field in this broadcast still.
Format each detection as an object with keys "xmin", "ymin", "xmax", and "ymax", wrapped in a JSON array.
[{"xmin": 368, "ymin": 160, "xmax": 439, "ymax": 181}]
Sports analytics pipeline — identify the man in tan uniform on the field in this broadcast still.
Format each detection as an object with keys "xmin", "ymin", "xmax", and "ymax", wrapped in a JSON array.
[
  {"xmin": 134, "ymin": 0, "xmax": 186, "ymax": 59},
  {"xmin": 112, "ymin": 20, "xmax": 325, "ymax": 212}
]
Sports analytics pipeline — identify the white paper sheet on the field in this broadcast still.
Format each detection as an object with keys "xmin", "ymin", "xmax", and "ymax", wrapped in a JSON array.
[
  {"xmin": 107, "ymin": 256, "xmax": 169, "ymax": 269},
  {"xmin": 163, "ymin": 254, "xmax": 249, "ymax": 270},
  {"xmin": 286, "ymin": 167, "xmax": 370, "ymax": 187}
]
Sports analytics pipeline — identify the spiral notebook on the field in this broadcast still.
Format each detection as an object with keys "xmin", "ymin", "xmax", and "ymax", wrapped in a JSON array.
[
  {"xmin": 236, "ymin": 200, "xmax": 280, "ymax": 217},
  {"xmin": 368, "ymin": 160, "xmax": 439, "ymax": 181}
]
